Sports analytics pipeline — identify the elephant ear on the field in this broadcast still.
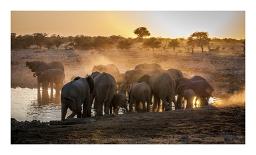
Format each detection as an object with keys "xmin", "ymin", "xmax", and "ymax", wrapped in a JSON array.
[{"xmin": 86, "ymin": 75, "xmax": 94, "ymax": 94}]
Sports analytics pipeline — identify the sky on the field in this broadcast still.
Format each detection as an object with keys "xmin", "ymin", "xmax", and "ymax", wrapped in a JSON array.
[{"xmin": 11, "ymin": 11, "xmax": 245, "ymax": 39}]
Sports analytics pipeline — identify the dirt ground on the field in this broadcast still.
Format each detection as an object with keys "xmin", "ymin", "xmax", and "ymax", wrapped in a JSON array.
[{"xmin": 11, "ymin": 106, "xmax": 245, "ymax": 144}]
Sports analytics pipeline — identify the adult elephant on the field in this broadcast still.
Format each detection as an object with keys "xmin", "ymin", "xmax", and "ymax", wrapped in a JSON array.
[
  {"xmin": 26, "ymin": 61, "xmax": 64, "ymax": 75},
  {"xmin": 91, "ymin": 72, "xmax": 117, "ymax": 116},
  {"xmin": 26, "ymin": 61, "xmax": 65, "ymax": 101},
  {"xmin": 176, "ymin": 76, "xmax": 214, "ymax": 109},
  {"xmin": 92, "ymin": 64, "xmax": 122, "ymax": 89},
  {"xmin": 128, "ymin": 81, "xmax": 152, "ymax": 112},
  {"xmin": 139, "ymin": 73, "xmax": 176, "ymax": 112},
  {"xmin": 61, "ymin": 75, "xmax": 94, "ymax": 121}
]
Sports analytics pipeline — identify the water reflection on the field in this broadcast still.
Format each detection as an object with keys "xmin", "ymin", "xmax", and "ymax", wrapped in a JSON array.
[
  {"xmin": 37, "ymin": 87, "xmax": 61, "ymax": 105},
  {"xmin": 11, "ymin": 88, "xmax": 65, "ymax": 122}
]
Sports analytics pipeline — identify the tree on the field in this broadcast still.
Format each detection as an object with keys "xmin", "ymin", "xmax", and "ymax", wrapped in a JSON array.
[
  {"xmin": 143, "ymin": 37, "xmax": 161, "ymax": 52},
  {"xmin": 190, "ymin": 32, "xmax": 210, "ymax": 53},
  {"xmin": 134, "ymin": 27, "xmax": 150, "ymax": 39},
  {"xmin": 187, "ymin": 36, "xmax": 196, "ymax": 54},
  {"xmin": 168, "ymin": 39, "xmax": 179, "ymax": 52},
  {"xmin": 33, "ymin": 33, "xmax": 47, "ymax": 49}
]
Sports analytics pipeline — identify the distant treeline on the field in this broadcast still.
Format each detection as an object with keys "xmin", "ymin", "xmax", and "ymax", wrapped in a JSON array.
[{"xmin": 11, "ymin": 27, "xmax": 245, "ymax": 53}]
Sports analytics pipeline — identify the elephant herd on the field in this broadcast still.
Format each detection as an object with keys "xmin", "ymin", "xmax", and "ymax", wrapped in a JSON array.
[
  {"xmin": 26, "ymin": 61, "xmax": 214, "ymax": 121},
  {"xmin": 60, "ymin": 63, "xmax": 214, "ymax": 121}
]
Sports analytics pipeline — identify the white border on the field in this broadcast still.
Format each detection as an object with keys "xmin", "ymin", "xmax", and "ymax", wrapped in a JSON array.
[{"xmin": 1, "ymin": 0, "xmax": 256, "ymax": 155}]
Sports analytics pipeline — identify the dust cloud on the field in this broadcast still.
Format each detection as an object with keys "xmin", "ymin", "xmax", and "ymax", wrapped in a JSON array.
[{"xmin": 212, "ymin": 90, "xmax": 245, "ymax": 107}]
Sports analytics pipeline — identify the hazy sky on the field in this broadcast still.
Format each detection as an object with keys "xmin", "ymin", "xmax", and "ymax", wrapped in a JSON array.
[{"xmin": 11, "ymin": 11, "xmax": 245, "ymax": 39}]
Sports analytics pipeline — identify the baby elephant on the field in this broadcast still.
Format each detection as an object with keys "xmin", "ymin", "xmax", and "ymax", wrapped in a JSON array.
[
  {"xmin": 129, "ymin": 82, "xmax": 152, "ymax": 112},
  {"xmin": 110, "ymin": 93, "xmax": 128, "ymax": 115},
  {"xmin": 182, "ymin": 89, "xmax": 197, "ymax": 109}
]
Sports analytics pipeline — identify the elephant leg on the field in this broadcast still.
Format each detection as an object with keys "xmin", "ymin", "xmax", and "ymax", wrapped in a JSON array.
[
  {"xmin": 147, "ymin": 99, "xmax": 152, "ymax": 112},
  {"xmin": 95, "ymin": 98, "xmax": 103, "ymax": 116},
  {"xmin": 203, "ymin": 97, "xmax": 209, "ymax": 106},
  {"xmin": 164, "ymin": 97, "xmax": 172, "ymax": 111},
  {"xmin": 67, "ymin": 111, "xmax": 76, "ymax": 119},
  {"xmin": 104, "ymin": 101, "xmax": 110, "ymax": 115},
  {"xmin": 153, "ymin": 96, "xmax": 159, "ymax": 112},
  {"xmin": 176, "ymin": 95, "xmax": 183, "ymax": 110},
  {"xmin": 135, "ymin": 101, "xmax": 140, "ymax": 112},
  {"xmin": 109, "ymin": 104, "xmax": 113, "ymax": 115},
  {"xmin": 129, "ymin": 98, "xmax": 134, "ymax": 112},
  {"xmin": 186, "ymin": 97, "xmax": 193, "ymax": 109},
  {"xmin": 76, "ymin": 110, "xmax": 82, "ymax": 118},
  {"xmin": 61, "ymin": 103, "xmax": 68, "ymax": 121},
  {"xmin": 157, "ymin": 99, "xmax": 162, "ymax": 112},
  {"xmin": 83, "ymin": 97, "xmax": 92, "ymax": 118}
]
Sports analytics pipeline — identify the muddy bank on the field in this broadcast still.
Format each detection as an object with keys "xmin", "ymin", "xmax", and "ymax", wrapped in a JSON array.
[{"xmin": 11, "ymin": 106, "xmax": 245, "ymax": 144}]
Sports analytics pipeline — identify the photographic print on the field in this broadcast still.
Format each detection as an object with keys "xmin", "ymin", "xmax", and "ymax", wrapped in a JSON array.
[{"xmin": 11, "ymin": 11, "xmax": 245, "ymax": 144}]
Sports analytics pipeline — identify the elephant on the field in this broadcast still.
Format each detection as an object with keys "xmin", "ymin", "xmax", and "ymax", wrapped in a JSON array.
[
  {"xmin": 110, "ymin": 93, "xmax": 128, "ymax": 115},
  {"xmin": 26, "ymin": 61, "xmax": 64, "ymax": 76},
  {"xmin": 128, "ymin": 81, "xmax": 152, "ymax": 112},
  {"xmin": 61, "ymin": 75, "xmax": 94, "ymax": 121},
  {"xmin": 176, "ymin": 76, "xmax": 214, "ymax": 109},
  {"xmin": 166, "ymin": 69, "xmax": 183, "ymax": 83},
  {"xmin": 91, "ymin": 72, "xmax": 117, "ymax": 116},
  {"xmin": 181, "ymin": 89, "xmax": 197, "ymax": 109},
  {"xmin": 139, "ymin": 72, "xmax": 176, "ymax": 112},
  {"xmin": 92, "ymin": 64, "xmax": 123, "ymax": 90},
  {"xmin": 26, "ymin": 61, "xmax": 65, "ymax": 102}
]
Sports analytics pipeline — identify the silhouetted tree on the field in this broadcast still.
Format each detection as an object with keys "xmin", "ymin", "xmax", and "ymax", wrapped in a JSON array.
[
  {"xmin": 33, "ymin": 33, "xmax": 47, "ymax": 49},
  {"xmin": 168, "ymin": 39, "xmax": 179, "ymax": 52},
  {"xmin": 190, "ymin": 32, "xmax": 210, "ymax": 53},
  {"xmin": 187, "ymin": 36, "xmax": 196, "ymax": 54},
  {"xmin": 134, "ymin": 27, "xmax": 150, "ymax": 39}
]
